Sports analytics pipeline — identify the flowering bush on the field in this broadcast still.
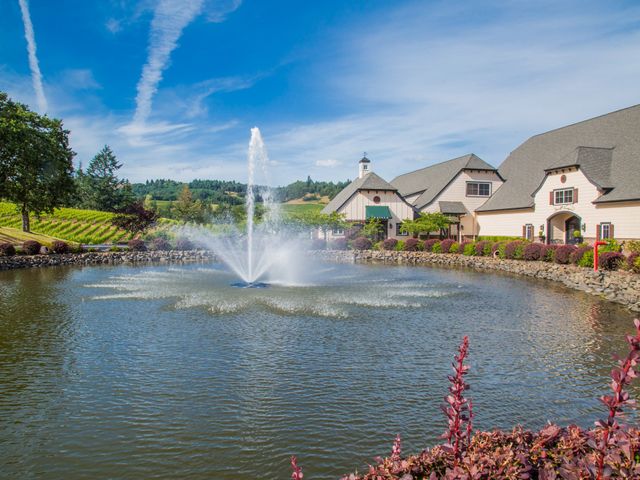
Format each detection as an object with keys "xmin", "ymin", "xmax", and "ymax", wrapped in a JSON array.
[
  {"xmin": 127, "ymin": 239, "xmax": 147, "ymax": 251},
  {"xmin": 504, "ymin": 241, "xmax": 525, "ymax": 260},
  {"xmin": 382, "ymin": 238, "xmax": 398, "ymax": 251},
  {"xmin": 151, "ymin": 237, "xmax": 172, "ymax": 251},
  {"xmin": 474, "ymin": 240, "xmax": 491, "ymax": 256},
  {"xmin": 0, "ymin": 242, "xmax": 16, "ymax": 256},
  {"xmin": 404, "ymin": 238, "xmax": 422, "ymax": 251},
  {"xmin": 51, "ymin": 240, "xmax": 69, "ymax": 254},
  {"xmin": 352, "ymin": 236, "xmax": 372, "ymax": 250},
  {"xmin": 462, "ymin": 242, "xmax": 476, "ymax": 256},
  {"xmin": 571, "ymin": 245, "xmax": 592, "ymax": 265},
  {"xmin": 522, "ymin": 242, "xmax": 544, "ymax": 261},
  {"xmin": 554, "ymin": 244, "xmax": 577, "ymax": 264},
  {"xmin": 599, "ymin": 251, "xmax": 625, "ymax": 271},
  {"xmin": 175, "ymin": 238, "xmax": 194, "ymax": 251},
  {"xmin": 440, "ymin": 239, "xmax": 455, "ymax": 253},
  {"xmin": 22, "ymin": 240, "xmax": 42, "ymax": 255},
  {"xmin": 423, "ymin": 239, "xmax": 439, "ymax": 252}
]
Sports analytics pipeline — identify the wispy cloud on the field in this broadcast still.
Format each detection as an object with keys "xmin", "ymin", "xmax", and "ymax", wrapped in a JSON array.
[
  {"xmin": 17, "ymin": 0, "xmax": 47, "ymax": 113},
  {"xmin": 315, "ymin": 159, "xmax": 340, "ymax": 167}
]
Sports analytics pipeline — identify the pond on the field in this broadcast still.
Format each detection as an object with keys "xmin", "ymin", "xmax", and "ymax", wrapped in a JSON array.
[{"xmin": 0, "ymin": 261, "xmax": 637, "ymax": 479}]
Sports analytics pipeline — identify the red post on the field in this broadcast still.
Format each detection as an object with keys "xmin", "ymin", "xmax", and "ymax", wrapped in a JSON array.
[{"xmin": 594, "ymin": 241, "xmax": 607, "ymax": 271}]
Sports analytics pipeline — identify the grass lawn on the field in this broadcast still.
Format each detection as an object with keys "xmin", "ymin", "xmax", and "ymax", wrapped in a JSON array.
[
  {"xmin": 279, "ymin": 203, "xmax": 324, "ymax": 215},
  {"xmin": 0, "ymin": 226, "xmax": 72, "ymax": 247}
]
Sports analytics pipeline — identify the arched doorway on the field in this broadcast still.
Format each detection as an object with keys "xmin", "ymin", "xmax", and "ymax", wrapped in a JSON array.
[{"xmin": 547, "ymin": 212, "xmax": 582, "ymax": 245}]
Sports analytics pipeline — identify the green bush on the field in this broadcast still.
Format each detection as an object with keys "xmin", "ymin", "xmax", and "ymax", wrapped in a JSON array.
[
  {"xmin": 432, "ymin": 241, "xmax": 442, "ymax": 253},
  {"xmin": 601, "ymin": 238, "xmax": 622, "ymax": 253},
  {"xmin": 578, "ymin": 250, "xmax": 594, "ymax": 268},
  {"xmin": 463, "ymin": 242, "xmax": 476, "ymax": 256},
  {"xmin": 626, "ymin": 240, "xmax": 640, "ymax": 254},
  {"xmin": 477, "ymin": 235, "xmax": 523, "ymax": 242},
  {"xmin": 449, "ymin": 242, "xmax": 460, "ymax": 253},
  {"xmin": 109, "ymin": 246, "xmax": 122, "ymax": 252},
  {"xmin": 633, "ymin": 256, "xmax": 640, "ymax": 274},
  {"xmin": 394, "ymin": 240, "xmax": 405, "ymax": 251}
]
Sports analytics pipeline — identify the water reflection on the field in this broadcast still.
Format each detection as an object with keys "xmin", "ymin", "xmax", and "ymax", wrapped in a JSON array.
[{"xmin": 0, "ymin": 263, "xmax": 637, "ymax": 479}]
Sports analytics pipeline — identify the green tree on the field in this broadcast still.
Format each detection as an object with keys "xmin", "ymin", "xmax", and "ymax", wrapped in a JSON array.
[
  {"xmin": 362, "ymin": 218, "xmax": 385, "ymax": 240},
  {"xmin": 143, "ymin": 194, "xmax": 157, "ymax": 212},
  {"xmin": 0, "ymin": 92, "xmax": 76, "ymax": 232},
  {"xmin": 78, "ymin": 145, "xmax": 132, "ymax": 211},
  {"xmin": 400, "ymin": 212, "xmax": 452, "ymax": 238},
  {"xmin": 172, "ymin": 185, "xmax": 207, "ymax": 223}
]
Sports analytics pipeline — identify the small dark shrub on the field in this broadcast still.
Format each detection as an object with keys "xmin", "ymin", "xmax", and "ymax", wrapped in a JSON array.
[
  {"xmin": 22, "ymin": 240, "xmax": 42, "ymax": 255},
  {"xmin": 51, "ymin": 240, "xmax": 69, "ymax": 254},
  {"xmin": 463, "ymin": 242, "xmax": 476, "ymax": 256},
  {"xmin": 458, "ymin": 241, "xmax": 471, "ymax": 255},
  {"xmin": 626, "ymin": 252, "xmax": 640, "ymax": 273},
  {"xmin": 151, "ymin": 237, "xmax": 172, "ymax": 251},
  {"xmin": 504, "ymin": 241, "xmax": 526, "ymax": 260},
  {"xmin": 403, "ymin": 238, "xmax": 422, "ymax": 251},
  {"xmin": 540, "ymin": 244, "xmax": 557, "ymax": 262},
  {"xmin": 330, "ymin": 238, "xmax": 348, "ymax": 250},
  {"xmin": 423, "ymin": 239, "xmax": 439, "ymax": 252},
  {"xmin": 344, "ymin": 225, "xmax": 362, "ymax": 241},
  {"xmin": 175, "ymin": 238, "xmax": 194, "ymax": 251},
  {"xmin": 599, "ymin": 251, "xmax": 625, "ymax": 271},
  {"xmin": 475, "ymin": 241, "xmax": 490, "ymax": 256},
  {"xmin": 127, "ymin": 239, "xmax": 147, "ymax": 252},
  {"xmin": 571, "ymin": 245, "xmax": 592, "ymax": 265},
  {"xmin": 382, "ymin": 238, "xmax": 398, "ymax": 250},
  {"xmin": 440, "ymin": 239, "xmax": 455, "ymax": 253},
  {"xmin": 523, "ymin": 242, "xmax": 544, "ymax": 261},
  {"xmin": 554, "ymin": 245, "xmax": 577, "ymax": 264},
  {"xmin": 0, "ymin": 243, "xmax": 16, "ymax": 256},
  {"xmin": 352, "ymin": 236, "xmax": 372, "ymax": 250}
]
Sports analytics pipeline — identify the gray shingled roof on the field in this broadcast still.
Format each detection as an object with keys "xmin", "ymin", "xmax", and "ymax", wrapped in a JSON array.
[
  {"xmin": 438, "ymin": 201, "xmax": 468, "ymax": 215},
  {"xmin": 478, "ymin": 105, "xmax": 640, "ymax": 211},
  {"xmin": 390, "ymin": 154, "xmax": 497, "ymax": 209},
  {"xmin": 545, "ymin": 146, "xmax": 614, "ymax": 190},
  {"xmin": 321, "ymin": 172, "xmax": 398, "ymax": 214}
]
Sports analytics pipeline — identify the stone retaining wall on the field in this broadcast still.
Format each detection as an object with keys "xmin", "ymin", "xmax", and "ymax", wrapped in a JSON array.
[
  {"xmin": 315, "ymin": 250, "xmax": 640, "ymax": 312},
  {"xmin": 0, "ymin": 250, "xmax": 216, "ymax": 271}
]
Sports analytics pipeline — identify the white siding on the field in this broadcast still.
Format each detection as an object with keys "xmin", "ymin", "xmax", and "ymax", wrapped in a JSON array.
[
  {"xmin": 475, "ymin": 209, "xmax": 534, "ymax": 237},
  {"xmin": 338, "ymin": 190, "xmax": 415, "ymax": 239}
]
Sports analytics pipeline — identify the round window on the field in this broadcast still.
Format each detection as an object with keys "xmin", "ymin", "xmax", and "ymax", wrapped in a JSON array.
[
  {"xmin": 373, "ymin": 196, "xmax": 381, "ymax": 204},
  {"xmin": 560, "ymin": 174, "xmax": 567, "ymax": 183}
]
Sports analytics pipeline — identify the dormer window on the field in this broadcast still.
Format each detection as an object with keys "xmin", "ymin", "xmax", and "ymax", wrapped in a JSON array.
[{"xmin": 466, "ymin": 182, "xmax": 491, "ymax": 197}]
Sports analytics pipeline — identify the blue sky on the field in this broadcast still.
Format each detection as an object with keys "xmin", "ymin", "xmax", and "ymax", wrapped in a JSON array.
[{"xmin": 1, "ymin": 0, "xmax": 639, "ymax": 185}]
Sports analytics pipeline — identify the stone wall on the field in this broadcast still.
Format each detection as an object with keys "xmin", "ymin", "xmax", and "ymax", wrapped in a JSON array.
[
  {"xmin": 315, "ymin": 250, "xmax": 640, "ymax": 312},
  {"xmin": 0, "ymin": 250, "xmax": 216, "ymax": 271}
]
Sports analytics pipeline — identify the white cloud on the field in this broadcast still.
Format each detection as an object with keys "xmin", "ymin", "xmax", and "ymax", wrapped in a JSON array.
[
  {"xmin": 17, "ymin": 0, "xmax": 47, "ymax": 113},
  {"xmin": 315, "ymin": 159, "xmax": 340, "ymax": 167},
  {"xmin": 105, "ymin": 18, "xmax": 122, "ymax": 34},
  {"xmin": 59, "ymin": 69, "xmax": 102, "ymax": 90}
]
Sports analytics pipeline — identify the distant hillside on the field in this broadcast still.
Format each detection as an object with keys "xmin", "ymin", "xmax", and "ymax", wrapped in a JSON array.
[{"xmin": 131, "ymin": 177, "xmax": 350, "ymax": 204}]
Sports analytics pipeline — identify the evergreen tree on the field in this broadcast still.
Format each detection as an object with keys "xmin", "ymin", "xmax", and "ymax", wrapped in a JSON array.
[
  {"xmin": 172, "ymin": 185, "xmax": 206, "ymax": 223},
  {"xmin": 79, "ymin": 145, "xmax": 132, "ymax": 211},
  {"xmin": 0, "ymin": 91, "xmax": 76, "ymax": 232}
]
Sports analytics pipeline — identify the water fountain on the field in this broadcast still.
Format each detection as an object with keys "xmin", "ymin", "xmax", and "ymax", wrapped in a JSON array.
[{"xmin": 179, "ymin": 127, "xmax": 310, "ymax": 287}]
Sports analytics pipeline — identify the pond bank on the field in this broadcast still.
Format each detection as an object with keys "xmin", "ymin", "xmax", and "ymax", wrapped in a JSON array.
[
  {"xmin": 0, "ymin": 250, "xmax": 216, "ymax": 271},
  {"xmin": 315, "ymin": 249, "xmax": 640, "ymax": 312}
]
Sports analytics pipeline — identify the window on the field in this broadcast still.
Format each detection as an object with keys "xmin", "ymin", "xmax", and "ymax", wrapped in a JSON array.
[
  {"xmin": 554, "ymin": 188, "xmax": 574, "ymax": 205},
  {"xmin": 373, "ymin": 195, "xmax": 381, "ymax": 204},
  {"xmin": 331, "ymin": 227, "xmax": 344, "ymax": 236},
  {"xmin": 396, "ymin": 223, "xmax": 408, "ymax": 236},
  {"xmin": 466, "ymin": 182, "xmax": 491, "ymax": 197},
  {"xmin": 524, "ymin": 224, "xmax": 534, "ymax": 241},
  {"xmin": 601, "ymin": 223, "xmax": 611, "ymax": 239}
]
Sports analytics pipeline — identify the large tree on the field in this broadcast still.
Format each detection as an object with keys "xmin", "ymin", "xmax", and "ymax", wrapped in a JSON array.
[
  {"xmin": 77, "ymin": 145, "xmax": 133, "ymax": 211},
  {"xmin": 0, "ymin": 92, "xmax": 76, "ymax": 232},
  {"xmin": 172, "ymin": 185, "xmax": 207, "ymax": 223},
  {"xmin": 400, "ymin": 212, "xmax": 452, "ymax": 238}
]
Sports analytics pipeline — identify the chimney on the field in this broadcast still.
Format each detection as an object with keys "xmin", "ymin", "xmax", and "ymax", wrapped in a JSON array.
[{"xmin": 358, "ymin": 153, "xmax": 371, "ymax": 179}]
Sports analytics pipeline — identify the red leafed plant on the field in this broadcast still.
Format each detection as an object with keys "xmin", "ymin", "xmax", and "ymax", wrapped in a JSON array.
[
  {"xmin": 441, "ymin": 335, "xmax": 473, "ymax": 464},
  {"xmin": 291, "ymin": 455, "xmax": 303, "ymax": 480},
  {"xmin": 390, "ymin": 434, "xmax": 402, "ymax": 461}
]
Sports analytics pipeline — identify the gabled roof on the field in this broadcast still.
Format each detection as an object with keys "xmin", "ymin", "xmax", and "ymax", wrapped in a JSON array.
[
  {"xmin": 478, "ymin": 104, "xmax": 640, "ymax": 212},
  {"xmin": 545, "ymin": 146, "xmax": 614, "ymax": 190},
  {"xmin": 321, "ymin": 172, "xmax": 398, "ymax": 214},
  {"xmin": 390, "ymin": 154, "xmax": 497, "ymax": 209}
]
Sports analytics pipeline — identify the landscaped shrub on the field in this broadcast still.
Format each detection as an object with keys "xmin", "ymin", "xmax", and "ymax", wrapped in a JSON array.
[
  {"xmin": 458, "ymin": 241, "xmax": 472, "ymax": 255},
  {"xmin": 394, "ymin": 240, "xmax": 405, "ymax": 251},
  {"xmin": 51, "ymin": 240, "xmax": 69, "ymax": 254},
  {"xmin": 578, "ymin": 249, "xmax": 594, "ymax": 268},
  {"xmin": 571, "ymin": 245, "xmax": 592, "ymax": 265},
  {"xmin": 504, "ymin": 240, "xmax": 526, "ymax": 260},
  {"xmin": 22, "ymin": 240, "xmax": 42, "ymax": 255},
  {"xmin": 352, "ymin": 236, "xmax": 372, "ymax": 250},
  {"xmin": 440, "ymin": 239, "xmax": 455, "ymax": 253},
  {"xmin": 540, "ymin": 244, "xmax": 557, "ymax": 262},
  {"xmin": 554, "ymin": 244, "xmax": 577, "ymax": 264},
  {"xmin": 382, "ymin": 238, "xmax": 398, "ymax": 250},
  {"xmin": 0, "ymin": 242, "xmax": 16, "ymax": 256},
  {"xmin": 599, "ymin": 251, "xmax": 625, "ymax": 271},
  {"xmin": 175, "ymin": 238, "xmax": 194, "ymax": 251},
  {"xmin": 344, "ymin": 226, "xmax": 362, "ymax": 241},
  {"xmin": 109, "ymin": 246, "xmax": 122, "ymax": 252},
  {"xmin": 463, "ymin": 241, "xmax": 476, "ymax": 256},
  {"xmin": 403, "ymin": 238, "xmax": 422, "ymax": 251},
  {"xmin": 626, "ymin": 240, "xmax": 640, "ymax": 254},
  {"xmin": 523, "ymin": 242, "xmax": 544, "ymax": 261},
  {"xmin": 330, "ymin": 238, "xmax": 347, "ymax": 250},
  {"xmin": 310, "ymin": 238, "xmax": 326, "ymax": 250},
  {"xmin": 150, "ymin": 237, "xmax": 172, "ymax": 251},
  {"xmin": 601, "ymin": 238, "xmax": 622, "ymax": 253},
  {"xmin": 127, "ymin": 239, "xmax": 147, "ymax": 251},
  {"xmin": 477, "ymin": 235, "xmax": 523, "ymax": 242},
  {"xmin": 422, "ymin": 239, "xmax": 439, "ymax": 252},
  {"xmin": 491, "ymin": 242, "xmax": 502, "ymax": 255},
  {"xmin": 474, "ymin": 240, "xmax": 491, "ymax": 256},
  {"xmin": 448, "ymin": 241, "xmax": 460, "ymax": 253},
  {"xmin": 432, "ymin": 241, "xmax": 442, "ymax": 253},
  {"xmin": 631, "ymin": 254, "xmax": 640, "ymax": 274}
]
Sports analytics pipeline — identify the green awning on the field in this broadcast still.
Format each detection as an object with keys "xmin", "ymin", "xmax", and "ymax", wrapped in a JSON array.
[{"xmin": 365, "ymin": 205, "xmax": 392, "ymax": 220}]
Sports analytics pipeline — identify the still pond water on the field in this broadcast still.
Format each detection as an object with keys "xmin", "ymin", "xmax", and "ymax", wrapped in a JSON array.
[{"xmin": 0, "ymin": 262, "xmax": 637, "ymax": 479}]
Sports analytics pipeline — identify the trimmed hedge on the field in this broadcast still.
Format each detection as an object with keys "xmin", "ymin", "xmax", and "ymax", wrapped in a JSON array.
[
  {"xmin": 523, "ymin": 242, "xmax": 544, "ymax": 261},
  {"xmin": 554, "ymin": 245, "xmax": 577, "ymax": 264},
  {"xmin": 22, "ymin": 240, "xmax": 42, "ymax": 255},
  {"xmin": 423, "ymin": 239, "xmax": 439, "ymax": 252},
  {"xmin": 440, "ymin": 239, "xmax": 455, "ymax": 253},
  {"xmin": 382, "ymin": 238, "xmax": 398, "ymax": 251},
  {"xmin": 599, "ymin": 251, "xmax": 625, "ymax": 271},
  {"xmin": 403, "ymin": 238, "xmax": 422, "ymax": 252},
  {"xmin": 504, "ymin": 241, "xmax": 526, "ymax": 260},
  {"xmin": 51, "ymin": 240, "xmax": 69, "ymax": 254},
  {"xmin": 352, "ymin": 237, "xmax": 372, "ymax": 250},
  {"xmin": 0, "ymin": 242, "xmax": 16, "ymax": 256}
]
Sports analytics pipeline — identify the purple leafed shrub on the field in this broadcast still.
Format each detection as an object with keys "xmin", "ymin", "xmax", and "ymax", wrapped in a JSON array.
[
  {"xmin": 554, "ymin": 244, "xmax": 577, "ymax": 264},
  {"xmin": 523, "ymin": 242, "xmax": 544, "ymax": 261},
  {"xmin": 540, "ymin": 244, "xmax": 557, "ymax": 262},
  {"xmin": 22, "ymin": 240, "xmax": 42, "ymax": 255},
  {"xmin": 504, "ymin": 241, "xmax": 525, "ymax": 260},
  {"xmin": 290, "ymin": 456, "xmax": 303, "ymax": 480},
  {"xmin": 310, "ymin": 238, "xmax": 326, "ymax": 250},
  {"xmin": 440, "ymin": 239, "xmax": 455, "ymax": 253},
  {"xmin": 474, "ymin": 240, "xmax": 490, "ymax": 256},
  {"xmin": 0, "ymin": 242, "xmax": 16, "ymax": 256},
  {"xmin": 51, "ymin": 240, "xmax": 69, "ymax": 254},
  {"xmin": 599, "ymin": 251, "xmax": 625, "ymax": 271},
  {"xmin": 175, "ymin": 238, "xmax": 194, "ymax": 251},
  {"xmin": 403, "ymin": 238, "xmax": 422, "ymax": 251},
  {"xmin": 571, "ymin": 245, "xmax": 592, "ymax": 265},
  {"xmin": 330, "ymin": 238, "xmax": 348, "ymax": 250},
  {"xmin": 352, "ymin": 236, "xmax": 372, "ymax": 250},
  {"xmin": 423, "ymin": 239, "xmax": 439, "ymax": 252},
  {"xmin": 382, "ymin": 238, "xmax": 398, "ymax": 251},
  {"xmin": 127, "ymin": 239, "xmax": 147, "ymax": 252},
  {"xmin": 151, "ymin": 237, "xmax": 171, "ymax": 251},
  {"xmin": 627, "ymin": 253, "xmax": 640, "ymax": 273}
]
